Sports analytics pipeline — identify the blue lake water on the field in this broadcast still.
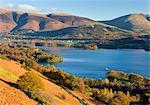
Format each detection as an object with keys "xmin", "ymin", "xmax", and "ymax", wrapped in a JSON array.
[{"xmin": 38, "ymin": 46, "xmax": 150, "ymax": 79}]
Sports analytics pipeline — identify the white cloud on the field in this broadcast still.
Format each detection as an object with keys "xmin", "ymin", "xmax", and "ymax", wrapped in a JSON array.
[
  {"xmin": 1, "ymin": 3, "xmax": 65, "ymax": 14},
  {"xmin": 49, "ymin": 8, "xmax": 59, "ymax": 13},
  {"xmin": 8, "ymin": 3, "xmax": 14, "ymax": 8},
  {"xmin": 48, "ymin": 8, "xmax": 65, "ymax": 13},
  {"xmin": 1, "ymin": 3, "xmax": 39, "ymax": 12},
  {"xmin": 17, "ymin": 4, "xmax": 39, "ymax": 11},
  {"xmin": 51, "ymin": 8, "xmax": 57, "ymax": 11}
]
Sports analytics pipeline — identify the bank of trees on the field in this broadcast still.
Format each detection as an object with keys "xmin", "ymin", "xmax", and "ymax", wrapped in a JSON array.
[
  {"xmin": 0, "ymin": 45, "xmax": 63, "ymax": 71},
  {"xmin": 83, "ymin": 70, "xmax": 150, "ymax": 104}
]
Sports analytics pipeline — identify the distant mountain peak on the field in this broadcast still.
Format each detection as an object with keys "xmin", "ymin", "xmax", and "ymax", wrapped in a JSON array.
[{"xmin": 101, "ymin": 13, "xmax": 150, "ymax": 32}]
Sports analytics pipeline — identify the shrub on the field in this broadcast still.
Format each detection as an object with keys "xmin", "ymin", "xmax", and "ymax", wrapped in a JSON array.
[
  {"xmin": 60, "ymin": 94, "xmax": 66, "ymax": 100},
  {"xmin": 66, "ymin": 75, "xmax": 78, "ymax": 90},
  {"xmin": 129, "ymin": 74, "xmax": 144, "ymax": 83},
  {"xmin": 44, "ymin": 70, "xmax": 82, "ymax": 90},
  {"xmin": 107, "ymin": 70, "xmax": 128, "ymax": 80},
  {"xmin": 17, "ymin": 71, "xmax": 44, "ymax": 91},
  {"xmin": 17, "ymin": 72, "xmax": 56, "ymax": 105},
  {"xmin": 99, "ymin": 78, "xmax": 110, "ymax": 86},
  {"xmin": 76, "ymin": 78, "xmax": 86, "ymax": 93},
  {"xmin": 109, "ymin": 94, "xmax": 130, "ymax": 105},
  {"xmin": 0, "ymin": 54, "xmax": 8, "ymax": 60},
  {"xmin": 96, "ymin": 88, "xmax": 114, "ymax": 103},
  {"xmin": 23, "ymin": 90, "xmax": 51, "ymax": 105}
]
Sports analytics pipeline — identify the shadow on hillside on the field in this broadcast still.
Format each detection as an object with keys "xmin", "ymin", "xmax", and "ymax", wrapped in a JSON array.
[{"xmin": 0, "ymin": 79, "xmax": 19, "ymax": 89}]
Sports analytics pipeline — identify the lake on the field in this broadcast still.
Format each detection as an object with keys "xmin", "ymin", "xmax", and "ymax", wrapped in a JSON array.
[{"xmin": 37, "ymin": 46, "xmax": 150, "ymax": 79}]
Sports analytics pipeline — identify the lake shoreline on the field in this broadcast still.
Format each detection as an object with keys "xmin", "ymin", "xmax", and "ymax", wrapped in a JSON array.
[{"xmin": 37, "ymin": 46, "xmax": 150, "ymax": 79}]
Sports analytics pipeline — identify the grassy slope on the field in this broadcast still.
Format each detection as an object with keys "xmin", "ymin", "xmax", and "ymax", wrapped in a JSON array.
[
  {"xmin": 0, "ymin": 58, "xmax": 93, "ymax": 105},
  {"xmin": 0, "ymin": 67, "xmax": 18, "ymax": 81},
  {"xmin": 0, "ymin": 80, "xmax": 37, "ymax": 105}
]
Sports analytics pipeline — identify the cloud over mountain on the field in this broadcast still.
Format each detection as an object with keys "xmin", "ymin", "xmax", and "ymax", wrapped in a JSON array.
[{"xmin": 17, "ymin": 4, "xmax": 39, "ymax": 11}]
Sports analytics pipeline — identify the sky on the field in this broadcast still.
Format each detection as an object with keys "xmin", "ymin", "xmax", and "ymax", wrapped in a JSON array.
[{"xmin": 0, "ymin": 0, "xmax": 149, "ymax": 20}]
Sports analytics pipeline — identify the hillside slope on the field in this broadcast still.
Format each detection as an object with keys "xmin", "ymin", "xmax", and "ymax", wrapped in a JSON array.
[
  {"xmin": 31, "ymin": 24, "xmax": 138, "ymax": 39},
  {"xmin": 0, "ymin": 59, "xmax": 37, "ymax": 105},
  {"xmin": 0, "ymin": 11, "xmax": 16, "ymax": 32},
  {"xmin": 101, "ymin": 13, "xmax": 150, "ymax": 33},
  {"xmin": 0, "ymin": 80, "xmax": 37, "ymax": 105},
  {"xmin": 0, "ymin": 58, "xmax": 94, "ymax": 105},
  {"xmin": 47, "ymin": 13, "xmax": 98, "ymax": 26},
  {"xmin": 0, "ymin": 9, "xmax": 68, "ymax": 32}
]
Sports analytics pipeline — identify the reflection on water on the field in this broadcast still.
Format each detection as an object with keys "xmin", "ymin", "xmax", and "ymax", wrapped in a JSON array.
[
  {"xmin": 64, "ymin": 58, "xmax": 85, "ymax": 62},
  {"xmin": 38, "ymin": 46, "xmax": 150, "ymax": 79}
]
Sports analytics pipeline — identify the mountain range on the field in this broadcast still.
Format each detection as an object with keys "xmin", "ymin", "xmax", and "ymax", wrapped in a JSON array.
[
  {"xmin": 0, "ymin": 8, "xmax": 98, "ymax": 33},
  {"xmin": 0, "ymin": 8, "xmax": 149, "ymax": 36}
]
